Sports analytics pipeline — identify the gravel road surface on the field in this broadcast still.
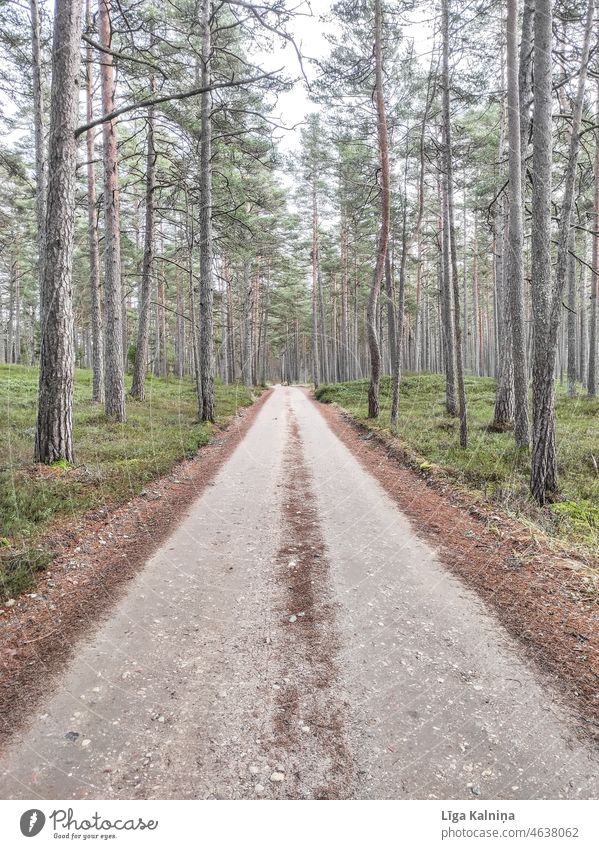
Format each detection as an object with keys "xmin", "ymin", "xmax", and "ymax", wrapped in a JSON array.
[{"xmin": 1, "ymin": 387, "xmax": 597, "ymax": 799}]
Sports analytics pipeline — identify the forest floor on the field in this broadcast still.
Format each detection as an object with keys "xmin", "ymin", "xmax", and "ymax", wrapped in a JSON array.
[
  {"xmin": 0, "ymin": 386, "xmax": 598, "ymax": 800},
  {"xmin": 0, "ymin": 365, "xmax": 258, "ymax": 601},
  {"xmin": 316, "ymin": 374, "xmax": 599, "ymax": 561}
]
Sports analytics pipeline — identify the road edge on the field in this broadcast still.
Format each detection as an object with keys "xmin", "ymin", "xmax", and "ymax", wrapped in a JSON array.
[
  {"xmin": 309, "ymin": 391, "xmax": 599, "ymax": 745},
  {"xmin": 0, "ymin": 388, "xmax": 273, "ymax": 751}
]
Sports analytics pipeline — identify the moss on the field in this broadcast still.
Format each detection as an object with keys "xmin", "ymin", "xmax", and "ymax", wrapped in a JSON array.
[
  {"xmin": 0, "ymin": 366, "xmax": 259, "ymax": 597},
  {"xmin": 316, "ymin": 374, "xmax": 599, "ymax": 549},
  {"xmin": 50, "ymin": 458, "xmax": 72, "ymax": 470}
]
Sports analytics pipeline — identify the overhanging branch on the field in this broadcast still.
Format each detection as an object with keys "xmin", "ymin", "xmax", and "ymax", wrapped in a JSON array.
[{"xmin": 74, "ymin": 69, "xmax": 283, "ymax": 137}]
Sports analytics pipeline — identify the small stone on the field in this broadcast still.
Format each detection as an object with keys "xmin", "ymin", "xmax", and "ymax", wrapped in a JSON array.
[
  {"xmin": 255, "ymin": 784, "xmax": 265, "ymax": 793},
  {"xmin": 249, "ymin": 765, "xmax": 259, "ymax": 775},
  {"xmin": 81, "ymin": 739, "xmax": 91, "ymax": 748},
  {"xmin": 288, "ymin": 615, "xmax": 297, "ymax": 623},
  {"xmin": 157, "ymin": 715, "xmax": 165, "ymax": 723},
  {"xmin": 270, "ymin": 771, "xmax": 285, "ymax": 783},
  {"xmin": 5, "ymin": 599, "xmax": 15, "ymax": 608},
  {"xmin": 64, "ymin": 731, "xmax": 79, "ymax": 742}
]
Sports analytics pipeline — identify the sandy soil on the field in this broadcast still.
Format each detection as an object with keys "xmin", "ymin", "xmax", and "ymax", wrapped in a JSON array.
[{"xmin": 0, "ymin": 387, "xmax": 597, "ymax": 800}]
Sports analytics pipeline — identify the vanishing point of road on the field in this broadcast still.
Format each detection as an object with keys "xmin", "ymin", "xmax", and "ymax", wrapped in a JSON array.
[{"xmin": 1, "ymin": 387, "xmax": 597, "ymax": 799}]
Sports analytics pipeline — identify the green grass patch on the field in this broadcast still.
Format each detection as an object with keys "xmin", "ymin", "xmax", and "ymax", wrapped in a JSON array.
[
  {"xmin": 0, "ymin": 365, "xmax": 258, "ymax": 600},
  {"xmin": 0, "ymin": 546, "xmax": 54, "ymax": 601},
  {"xmin": 315, "ymin": 374, "xmax": 599, "ymax": 550}
]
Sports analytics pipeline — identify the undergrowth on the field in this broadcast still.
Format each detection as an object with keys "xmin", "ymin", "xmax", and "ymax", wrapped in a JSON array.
[{"xmin": 0, "ymin": 365, "xmax": 258, "ymax": 600}]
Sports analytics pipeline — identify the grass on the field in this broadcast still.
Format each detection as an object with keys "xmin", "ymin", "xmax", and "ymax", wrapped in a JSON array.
[
  {"xmin": 315, "ymin": 374, "xmax": 599, "ymax": 551},
  {"xmin": 0, "ymin": 365, "xmax": 259, "ymax": 600}
]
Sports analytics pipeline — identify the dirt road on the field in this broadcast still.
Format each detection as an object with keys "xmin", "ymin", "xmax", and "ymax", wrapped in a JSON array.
[{"xmin": 1, "ymin": 386, "xmax": 598, "ymax": 800}]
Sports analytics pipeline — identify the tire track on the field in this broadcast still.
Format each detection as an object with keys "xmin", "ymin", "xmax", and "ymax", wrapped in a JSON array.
[{"xmin": 268, "ymin": 395, "xmax": 354, "ymax": 799}]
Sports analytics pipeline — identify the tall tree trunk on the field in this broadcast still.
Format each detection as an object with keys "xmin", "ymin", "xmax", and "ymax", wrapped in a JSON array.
[
  {"xmin": 472, "ymin": 214, "xmax": 480, "ymax": 377},
  {"xmin": 30, "ymin": 0, "xmax": 46, "ymax": 315},
  {"xmin": 317, "ymin": 264, "xmax": 329, "ymax": 384},
  {"xmin": 492, "ymin": 84, "xmax": 514, "ymax": 430},
  {"xmin": 340, "ymin": 220, "xmax": 349, "ymax": 381},
  {"xmin": 492, "ymin": 197, "xmax": 514, "ymax": 428},
  {"xmin": 130, "ymin": 96, "xmax": 156, "ymax": 400},
  {"xmin": 442, "ymin": 0, "xmax": 467, "ymax": 446},
  {"xmin": 384, "ymin": 253, "xmax": 397, "ymax": 381},
  {"xmin": 85, "ymin": 0, "xmax": 104, "ymax": 403},
  {"xmin": 241, "ymin": 263, "xmax": 253, "ymax": 387},
  {"xmin": 588, "ymin": 80, "xmax": 599, "ymax": 397},
  {"xmin": 199, "ymin": 0, "xmax": 215, "ymax": 420},
  {"xmin": 154, "ymin": 251, "xmax": 168, "ymax": 378},
  {"xmin": 219, "ymin": 274, "xmax": 227, "ymax": 382},
  {"xmin": 311, "ymin": 186, "xmax": 321, "ymax": 388},
  {"xmin": 567, "ymin": 226, "xmax": 577, "ymax": 397},
  {"xmin": 175, "ymin": 273, "xmax": 185, "ymax": 378},
  {"xmin": 505, "ymin": 0, "xmax": 529, "ymax": 447},
  {"xmin": 529, "ymin": 0, "xmax": 554, "ymax": 504},
  {"xmin": 440, "ymin": 166, "xmax": 457, "ymax": 415},
  {"xmin": 99, "ymin": 0, "xmax": 125, "ymax": 421},
  {"xmin": 414, "ymin": 65, "xmax": 434, "ymax": 374},
  {"xmin": 390, "ymin": 143, "xmax": 409, "ymax": 426},
  {"xmin": 226, "ymin": 268, "xmax": 236, "ymax": 382},
  {"xmin": 187, "ymin": 208, "xmax": 202, "ymax": 413},
  {"xmin": 579, "ymin": 233, "xmax": 588, "ymax": 386},
  {"xmin": 530, "ymin": 0, "xmax": 593, "ymax": 503},
  {"xmin": 518, "ymin": 0, "xmax": 534, "ymax": 168},
  {"xmin": 34, "ymin": 0, "xmax": 82, "ymax": 463},
  {"xmin": 14, "ymin": 259, "xmax": 21, "ymax": 363},
  {"xmin": 367, "ymin": 0, "xmax": 390, "ymax": 418}
]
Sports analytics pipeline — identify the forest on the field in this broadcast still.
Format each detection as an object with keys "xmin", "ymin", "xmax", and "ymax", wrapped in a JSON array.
[
  {"xmin": 1, "ymin": 0, "xmax": 599, "ymax": 578},
  {"xmin": 1, "ymin": 0, "xmax": 599, "ymax": 811}
]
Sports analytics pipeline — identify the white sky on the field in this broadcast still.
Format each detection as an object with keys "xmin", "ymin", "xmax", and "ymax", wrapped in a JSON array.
[
  {"xmin": 251, "ymin": 0, "xmax": 335, "ymax": 153},
  {"xmin": 251, "ymin": 0, "xmax": 434, "ymax": 155}
]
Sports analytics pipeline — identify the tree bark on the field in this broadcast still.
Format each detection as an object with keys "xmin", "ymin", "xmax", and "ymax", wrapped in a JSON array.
[
  {"xmin": 529, "ymin": 0, "xmax": 554, "ymax": 505},
  {"xmin": 30, "ymin": 0, "xmax": 46, "ymax": 315},
  {"xmin": 440, "ymin": 177, "xmax": 457, "ymax": 414},
  {"xmin": 588, "ymin": 80, "xmax": 599, "ymax": 397},
  {"xmin": 530, "ymin": 0, "xmax": 593, "ymax": 504},
  {"xmin": 384, "ymin": 252, "xmax": 397, "ymax": 383},
  {"xmin": 34, "ymin": 0, "xmax": 82, "ymax": 464},
  {"xmin": 505, "ymin": 0, "xmax": 529, "ymax": 447},
  {"xmin": 367, "ymin": 0, "xmax": 390, "ymax": 418},
  {"xmin": 131, "ymin": 97, "xmax": 156, "ymax": 401},
  {"xmin": 311, "ymin": 184, "xmax": 321, "ymax": 388},
  {"xmin": 340, "ymin": 219, "xmax": 349, "ymax": 381},
  {"xmin": 567, "ymin": 226, "xmax": 577, "ymax": 397},
  {"xmin": 175, "ymin": 273, "xmax": 185, "ymax": 378},
  {"xmin": 390, "ymin": 140, "xmax": 410, "ymax": 427},
  {"xmin": 199, "ymin": 0, "xmax": 215, "ymax": 420},
  {"xmin": 492, "ymin": 196, "xmax": 514, "ymax": 428},
  {"xmin": 442, "ymin": 0, "xmax": 467, "ymax": 446},
  {"xmin": 130, "ymin": 94, "xmax": 156, "ymax": 400},
  {"xmin": 99, "ymin": 0, "xmax": 126, "ymax": 421},
  {"xmin": 241, "ymin": 263, "xmax": 253, "ymax": 387},
  {"xmin": 85, "ymin": 0, "xmax": 104, "ymax": 404}
]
